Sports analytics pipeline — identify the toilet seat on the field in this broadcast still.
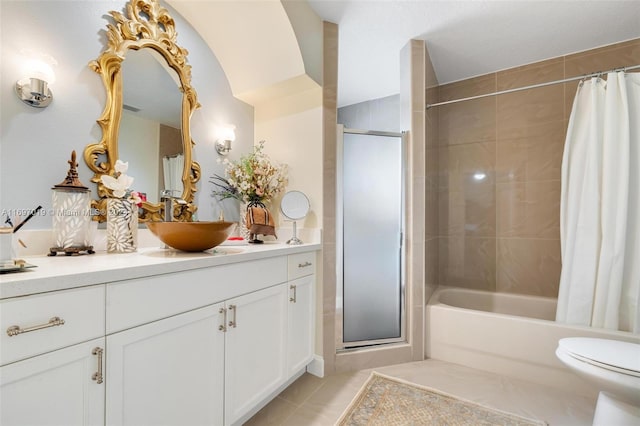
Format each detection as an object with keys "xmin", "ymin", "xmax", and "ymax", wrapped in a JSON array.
[{"xmin": 557, "ymin": 337, "xmax": 640, "ymax": 378}]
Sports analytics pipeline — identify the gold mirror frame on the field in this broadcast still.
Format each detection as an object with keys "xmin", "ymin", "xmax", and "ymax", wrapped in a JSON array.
[{"xmin": 84, "ymin": 0, "xmax": 201, "ymax": 222}]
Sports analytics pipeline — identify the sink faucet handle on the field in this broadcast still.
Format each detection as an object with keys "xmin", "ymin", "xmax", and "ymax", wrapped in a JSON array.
[{"xmin": 161, "ymin": 189, "xmax": 181, "ymax": 199}]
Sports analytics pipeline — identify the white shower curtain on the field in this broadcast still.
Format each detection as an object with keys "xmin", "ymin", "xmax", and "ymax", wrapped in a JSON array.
[
  {"xmin": 162, "ymin": 154, "xmax": 184, "ymax": 197},
  {"xmin": 556, "ymin": 72, "xmax": 640, "ymax": 333}
]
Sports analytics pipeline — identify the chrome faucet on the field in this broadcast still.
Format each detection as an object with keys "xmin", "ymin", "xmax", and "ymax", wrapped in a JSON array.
[{"xmin": 160, "ymin": 190, "xmax": 186, "ymax": 222}]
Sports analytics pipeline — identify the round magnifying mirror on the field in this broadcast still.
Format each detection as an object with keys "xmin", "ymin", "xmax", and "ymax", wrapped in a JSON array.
[{"xmin": 280, "ymin": 191, "xmax": 310, "ymax": 245}]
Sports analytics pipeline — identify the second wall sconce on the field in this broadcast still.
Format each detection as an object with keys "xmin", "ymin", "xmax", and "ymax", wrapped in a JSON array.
[
  {"xmin": 15, "ymin": 52, "xmax": 57, "ymax": 108},
  {"xmin": 215, "ymin": 125, "xmax": 236, "ymax": 156}
]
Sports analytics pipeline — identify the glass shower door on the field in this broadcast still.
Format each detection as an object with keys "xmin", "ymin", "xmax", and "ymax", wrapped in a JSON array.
[{"xmin": 339, "ymin": 127, "xmax": 405, "ymax": 347}]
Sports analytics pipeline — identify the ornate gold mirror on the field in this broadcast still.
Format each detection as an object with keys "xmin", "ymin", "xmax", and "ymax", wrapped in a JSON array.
[{"xmin": 84, "ymin": 0, "xmax": 201, "ymax": 222}]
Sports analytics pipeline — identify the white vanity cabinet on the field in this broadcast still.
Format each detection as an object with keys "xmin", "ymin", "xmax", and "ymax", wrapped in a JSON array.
[
  {"xmin": 286, "ymin": 252, "xmax": 316, "ymax": 377},
  {"xmin": 224, "ymin": 284, "xmax": 288, "ymax": 425},
  {"xmin": 105, "ymin": 304, "xmax": 225, "ymax": 426},
  {"xmin": 0, "ymin": 285, "xmax": 106, "ymax": 426},
  {"xmin": 0, "ymin": 338, "xmax": 106, "ymax": 426},
  {"xmin": 0, "ymin": 245, "xmax": 319, "ymax": 426}
]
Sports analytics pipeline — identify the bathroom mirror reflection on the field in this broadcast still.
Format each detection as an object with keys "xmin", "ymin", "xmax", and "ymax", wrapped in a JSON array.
[
  {"xmin": 280, "ymin": 190, "xmax": 310, "ymax": 245},
  {"xmin": 120, "ymin": 49, "xmax": 183, "ymax": 205},
  {"xmin": 84, "ymin": 0, "xmax": 201, "ymax": 222}
]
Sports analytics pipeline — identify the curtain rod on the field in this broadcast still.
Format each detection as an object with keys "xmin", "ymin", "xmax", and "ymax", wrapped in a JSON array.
[{"xmin": 426, "ymin": 64, "xmax": 640, "ymax": 109}]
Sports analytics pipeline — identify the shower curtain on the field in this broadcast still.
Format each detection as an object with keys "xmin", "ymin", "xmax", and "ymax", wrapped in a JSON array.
[
  {"xmin": 556, "ymin": 72, "xmax": 640, "ymax": 333},
  {"xmin": 162, "ymin": 154, "xmax": 184, "ymax": 196}
]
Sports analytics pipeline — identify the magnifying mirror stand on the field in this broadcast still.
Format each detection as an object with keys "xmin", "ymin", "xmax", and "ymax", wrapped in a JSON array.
[{"xmin": 287, "ymin": 221, "xmax": 303, "ymax": 245}]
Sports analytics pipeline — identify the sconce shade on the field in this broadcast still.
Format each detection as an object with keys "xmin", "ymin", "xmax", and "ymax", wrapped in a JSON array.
[
  {"xmin": 15, "ymin": 56, "xmax": 56, "ymax": 108},
  {"xmin": 215, "ymin": 125, "xmax": 235, "ymax": 155},
  {"xmin": 16, "ymin": 78, "xmax": 52, "ymax": 108},
  {"xmin": 215, "ymin": 139, "xmax": 232, "ymax": 155}
]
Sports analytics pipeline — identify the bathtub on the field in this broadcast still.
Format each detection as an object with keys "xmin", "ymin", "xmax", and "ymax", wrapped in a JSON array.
[{"xmin": 426, "ymin": 286, "xmax": 640, "ymax": 397}]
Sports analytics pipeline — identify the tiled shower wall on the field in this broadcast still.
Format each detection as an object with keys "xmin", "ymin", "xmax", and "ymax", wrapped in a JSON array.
[{"xmin": 430, "ymin": 38, "xmax": 640, "ymax": 297}]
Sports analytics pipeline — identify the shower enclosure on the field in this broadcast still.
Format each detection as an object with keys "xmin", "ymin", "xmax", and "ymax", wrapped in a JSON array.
[{"xmin": 337, "ymin": 125, "xmax": 406, "ymax": 349}]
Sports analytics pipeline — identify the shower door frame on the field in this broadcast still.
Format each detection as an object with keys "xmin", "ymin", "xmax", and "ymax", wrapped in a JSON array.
[{"xmin": 336, "ymin": 125, "xmax": 407, "ymax": 350}]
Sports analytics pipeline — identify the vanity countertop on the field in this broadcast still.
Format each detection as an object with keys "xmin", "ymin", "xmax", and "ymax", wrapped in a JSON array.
[{"xmin": 0, "ymin": 242, "xmax": 321, "ymax": 300}]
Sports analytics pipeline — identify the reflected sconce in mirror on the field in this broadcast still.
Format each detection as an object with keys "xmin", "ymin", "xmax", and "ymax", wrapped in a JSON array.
[
  {"xmin": 15, "ymin": 52, "xmax": 57, "ymax": 108},
  {"xmin": 215, "ymin": 126, "xmax": 236, "ymax": 156}
]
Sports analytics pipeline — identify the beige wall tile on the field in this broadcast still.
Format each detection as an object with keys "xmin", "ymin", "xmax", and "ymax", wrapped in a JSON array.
[
  {"xmin": 426, "ymin": 87, "xmax": 439, "ymax": 109},
  {"xmin": 432, "ymin": 38, "xmax": 639, "ymax": 299},
  {"xmin": 496, "ymin": 238, "xmax": 561, "ymax": 297},
  {"xmin": 438, "ymin": 237, "xmax": 496, "ymax": 290},
  {"xmin": 425, "ymin": 238, "xmax": 439, "ymax": 287},
  {"xmin": 411, "ymin": 305, "xmax": 425, "ymax": 361},
  {"xmin": 497, "ymin": 57, "xmax": 564, "ymax": 90},
  {"xmin": 412, "ymin": 111, "xmax": 426, "ymax": 177},
  {"xmin": 426, "ymin": 104, "xmax": 439, "ymax": 149},
  {"xmin": 438, "ymin": 142, "xmax": 496, "ymax": 192},
  {"xmin": 564, "ymin": 38, "xmax": 640, "ymax": 78},
  {"xmin": 322, "ymin": 21, "xmax": 338, "ymax": 374},
  {"xmin": 425, "ymin": 176, "xmax": 438, "ymax": 238},
  {"xmin": 564, "ymin": 80, "xmax": 580, "ymax": 122},
  {"xmin": 426, "ymin": 147, "xmax": 439, "ymax": 180},
  {"xmin": 410, "ymin": 239, "xmax": 425, "ymax": 295},
  {"xmin": 411, "ymin": 177, "xmax": 426, "ymax": 239},
  {"xmin": 496, "ymin": 180, "xmax": 560, "ymax": 239},
  {"xmin": 438, "ymin": 97, "xmax": 496, "ymax": 146},
  {"xmin": 439, "ymin": 73, "xmax": 496, "ymax": 101},
  {"xmin": 334, "ymin": 345, "xmax": 414, "ymax": 373},
  {"xmin": 438, "ymin": 185, "xmax": 495, "ymax": 237},
  {"xmin": 411, "ymin": 39, "xmax": 426, "ymax": 113},
  {"xmin": 497, "ymin": 85, "xmax": 563, "ymax": 135},
  {"xmin": 496, "ymin": 120, "xmax": 565, "ymax": 183}
]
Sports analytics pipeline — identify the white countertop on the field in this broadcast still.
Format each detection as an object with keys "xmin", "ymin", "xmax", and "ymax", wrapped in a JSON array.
[{"xmin": 0, "ymin": 242, "xmax": 321, "ymax": 300}]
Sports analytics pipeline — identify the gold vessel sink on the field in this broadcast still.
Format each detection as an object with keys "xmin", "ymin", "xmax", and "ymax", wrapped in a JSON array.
[{"xmin": 147, "ymin": 221, "xmax": 236, "ymax": 252}]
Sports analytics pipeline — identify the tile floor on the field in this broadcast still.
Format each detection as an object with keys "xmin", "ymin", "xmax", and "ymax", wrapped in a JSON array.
[{"xmin": 244, "ymin": 359, "xmax": 596, "ymax": 425}]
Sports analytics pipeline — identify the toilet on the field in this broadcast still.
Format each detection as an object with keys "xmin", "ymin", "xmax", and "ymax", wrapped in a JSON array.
[{"xmin": 556, "ymin": 337, "xmax": 640, "ymax": 425}]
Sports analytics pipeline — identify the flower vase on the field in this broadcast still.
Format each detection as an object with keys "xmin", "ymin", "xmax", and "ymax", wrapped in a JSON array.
[
  {"xmin": 107, "ymin": 198, "xmax": 138, "ymax": 253},
  {"xmin": 238, "ymin": 202, "xmax": 251, "ymax": 240}
]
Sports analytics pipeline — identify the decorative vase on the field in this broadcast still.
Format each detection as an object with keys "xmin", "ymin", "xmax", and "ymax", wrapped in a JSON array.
[
  {"xmin": 107, "ymin": 198, "xmax": 138, "ymax": 253},
  {"xmin": 238, "ymin": 202, "xmax": 251, "ymax": 240}
]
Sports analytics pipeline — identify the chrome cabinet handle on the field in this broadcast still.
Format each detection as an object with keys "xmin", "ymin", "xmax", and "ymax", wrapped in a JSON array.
[
  {"xmin": 92, "ymin": 347, "xmax": 104, "ymax": 384},
  {"xmin": 228, "ymin": 304, "xmax": 237, "ymax": 328},
  {"xmin": 6, "ymin": 316, "xmax": 65, "ymax": 337},
  {"xmin": 298, "ymin": 261, "xmax": 312, "ymax": 268},
  {"xmin": 218, "ymin": 307, "xmax": 227, "ymax": 332},
  {"xmin": 290, "ymin": 284, "xmax": 297, "ymax": 303}
]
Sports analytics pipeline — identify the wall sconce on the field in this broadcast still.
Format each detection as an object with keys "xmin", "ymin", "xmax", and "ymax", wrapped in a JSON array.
[
  {"xmin": 15, "ymin": 53, "xmax": 57, "ymax": 108},
  {"xmin": 215, "ymin": 126, "xmax": 236, "ymax": 156}
]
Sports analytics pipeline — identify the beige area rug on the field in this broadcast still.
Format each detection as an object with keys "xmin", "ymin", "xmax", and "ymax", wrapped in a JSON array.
[{"xmin": 336, "ymin": 372, "xmax": 547, "ymax": 426}]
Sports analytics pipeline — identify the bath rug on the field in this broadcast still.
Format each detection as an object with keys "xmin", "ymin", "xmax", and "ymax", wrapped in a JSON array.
[{"xmin": 336, "ymin": 372, "xmax": 547, "ymax": 426}]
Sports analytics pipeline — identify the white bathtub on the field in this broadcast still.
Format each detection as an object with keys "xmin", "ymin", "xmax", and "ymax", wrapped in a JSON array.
[{"xmin": 426, "ymin": 286, "xmax": 640, "ymax": 397}]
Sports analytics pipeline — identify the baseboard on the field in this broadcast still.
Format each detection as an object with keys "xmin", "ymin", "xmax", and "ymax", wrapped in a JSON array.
[{"xmin": 306, "ymin": 355, "xmax": 324, "ymax": 377}]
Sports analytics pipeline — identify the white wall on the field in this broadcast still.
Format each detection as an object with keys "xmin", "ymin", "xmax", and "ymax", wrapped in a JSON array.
[
  {"xmin": 254, "ymin": 87, "xmax": 323, "ymax": 230},
  {"xmin": 0, "ymin": 0, "xmax": 254, "ymax": 229},
  {"xmin": 337, "ymin": 94, "xmax": 401, "ymax": 132}
]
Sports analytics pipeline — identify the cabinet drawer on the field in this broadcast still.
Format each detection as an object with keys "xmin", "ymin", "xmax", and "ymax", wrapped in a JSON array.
[
  {"xmin": 288, "ymin": 252, "xmax": 316, "ymax": 280},
  {"xmin": 0, "ymin": 286, "xmax": 105, "ymax": 366}
]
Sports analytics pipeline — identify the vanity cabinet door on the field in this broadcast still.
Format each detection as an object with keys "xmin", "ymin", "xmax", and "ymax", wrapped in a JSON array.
[
  {"xmin": 0, "ymin": 337, "xmax": 105, "ymax": 426},
  {"xmin": 105, "ymin": 304, "xmax": 225, "ymax": 426},
  {"xmin": 287, "ymin": 274, "xmax": 316, "ymax": 376},
  {"xmin": 224, "ymin": 284, "xmax": 288, "ymax": 426}
]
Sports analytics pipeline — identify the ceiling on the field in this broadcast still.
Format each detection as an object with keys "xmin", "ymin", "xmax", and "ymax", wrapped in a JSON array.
[{"xmin": 306, "ymin": 0, "xmax": 640, "ymax": 107}]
